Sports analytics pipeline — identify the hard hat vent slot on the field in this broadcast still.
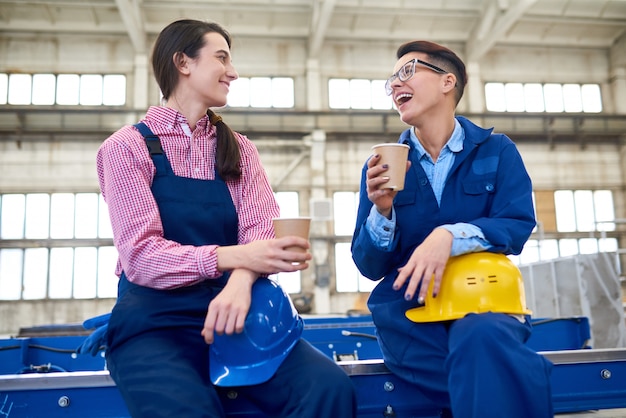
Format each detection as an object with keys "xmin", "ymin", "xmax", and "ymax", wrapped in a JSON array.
[{"xmin": 466, "ymin": 277, "xmax": 477, "ymax": 285}]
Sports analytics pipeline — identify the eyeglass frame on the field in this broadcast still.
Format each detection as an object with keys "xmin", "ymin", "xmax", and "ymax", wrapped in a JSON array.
[{"xmin": 385, "ymin": 58, "xmax": 449, "ymax": 96}]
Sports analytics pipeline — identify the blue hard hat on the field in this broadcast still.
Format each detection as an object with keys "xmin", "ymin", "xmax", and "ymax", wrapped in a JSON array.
[{"xmin": 209, "ymin": 277, "xmax": 303, "ymax": 387}]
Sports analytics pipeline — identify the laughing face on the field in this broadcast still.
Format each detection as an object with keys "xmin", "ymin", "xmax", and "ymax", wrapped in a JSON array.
[{"xmin": 388, "ymin": 53, "xmax": 453, "ymax": 125}]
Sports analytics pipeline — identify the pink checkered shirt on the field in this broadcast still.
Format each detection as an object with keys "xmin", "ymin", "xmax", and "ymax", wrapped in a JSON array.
[{"xmin": 96, "ymin": 106, "xmax": 280, "ymax": 289}]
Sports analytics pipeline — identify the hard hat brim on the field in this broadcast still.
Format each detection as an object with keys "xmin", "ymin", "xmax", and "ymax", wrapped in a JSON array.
[
  {"xmin": 405, "ymin": 306, "xmax": 532, "ymax": 323},
  {"xmin": 210, "ymin": 345, "xmax": 292, "ymax": 387}
]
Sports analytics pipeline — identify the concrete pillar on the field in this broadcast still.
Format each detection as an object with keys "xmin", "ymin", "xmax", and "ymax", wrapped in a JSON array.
[
  {"xmin": 465, "ymin": 61, "xmax": 484, "ymax": 113},
  {"xmin": 610, "ymin": 33, "xmax": 626, "ymax": 115},
  {"xmin": 610, "ymin": 67, "xmax": 626, "ymax": 115},
  {"xmin": 308, "ymin": 129, "xmax": 331, "ymax": 313},
  {"xmin": 133, "ymin": 54, "xmax": 149, "ymax": 109},
  {"xmin": 306, "ymin": 58, "xmax": 322, "ymax": 111}
]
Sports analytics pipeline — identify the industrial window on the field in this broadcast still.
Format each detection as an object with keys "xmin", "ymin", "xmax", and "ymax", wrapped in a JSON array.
[
  {"xmin": 4, "ymin": 189, "xmax": 614, "ymax": 299},
  {"xmin": 0, "ymin": 191, "xmax": 304, "ymax": 300},
  {"xmin": 0, "ymin": 73, "xmax": 126, "ymax": 106},
  {"xmin": 0, "ymin": 193, "xmax": 117, "ymax": 300},
  {"xmin": 511, "ymin": 189, "xmax": 617, "ymax": 264},
  {"xmin": 485, "ymin": 82, "xmax": 602, "ymax": 113},
  {"xmin": 271, "ymin": 191, "xmax": 302, "ymax": 293},
  {"xmin": 333, "ymin": 191, "xmax": 376, "ymax": 293},
  {"xmin": 553, "ymin": 190, "xmax": 615, "ymax": 233},
  {"xmin": 514, "ymin": 237, "xmax": 618, "ymax": 265},
  {"xmin": 227, "ymin": 77, "xmax": 294, "ymax": 108},
  {"xmin": 328, "ymin": 78, "xmax": 393, "ymax": 110}
]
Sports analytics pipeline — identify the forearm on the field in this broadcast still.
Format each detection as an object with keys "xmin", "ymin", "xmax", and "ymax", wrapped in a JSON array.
[
  {"xmin": 118, "ymin": 235, "xmax": 223, "ymax": 289},
  {"xmin": 438, "ymin": 223, "xmax": 493, "ymax": 256},
  {"xmin": 365, "ymin": 205, "xmax": 397, "ymax": 251},
  {"xmin": 215, "ymin": 244, "xmax": 249, "ymax": 272},
  {"xmin": 352, "ymin": 219, "xmax": 400, "ymax": 280}
]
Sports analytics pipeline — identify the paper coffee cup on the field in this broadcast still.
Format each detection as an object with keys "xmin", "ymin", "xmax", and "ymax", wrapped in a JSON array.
[
  {"xmin": 272, "ymin": 217, "xmax": 311, "ymax": 253},
  {"xmin": 371, "ymin": 143, "xmax": 410, "ymax": 191}
]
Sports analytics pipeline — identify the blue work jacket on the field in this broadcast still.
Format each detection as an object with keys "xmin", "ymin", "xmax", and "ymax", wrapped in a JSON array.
[{"xmin": 351, "ymin": 116, "xmax": 536, "ymax": 305}]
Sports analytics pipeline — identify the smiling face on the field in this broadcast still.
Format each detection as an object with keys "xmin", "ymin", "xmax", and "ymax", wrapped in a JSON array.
[
  {"xmin": 181, "ymin": 32, "xmax": 238, "ymax": 109},
  {"xmin": 389, "ymin": 52, "xmax": 457, "ymax": 126}
]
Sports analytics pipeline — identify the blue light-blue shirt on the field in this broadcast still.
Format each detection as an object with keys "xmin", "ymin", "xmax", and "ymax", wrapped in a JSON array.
[{"xmin": 365, "ymin": 119, "xmax": 492, "ymax": 255}]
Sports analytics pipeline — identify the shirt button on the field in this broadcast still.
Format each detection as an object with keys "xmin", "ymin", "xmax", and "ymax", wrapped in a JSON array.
[{"xmin": 486, "ymin": 183, "xmax": 494, "ymax": 191}]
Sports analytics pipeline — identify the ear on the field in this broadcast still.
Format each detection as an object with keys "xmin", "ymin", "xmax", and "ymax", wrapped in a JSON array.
[
  {"xmin": 442, "ymin": 73, "xmax": 457, "ymax": 94},
  {"xmin": 172, "ymin": 51, "xmax": 191, "ymax": 75}
]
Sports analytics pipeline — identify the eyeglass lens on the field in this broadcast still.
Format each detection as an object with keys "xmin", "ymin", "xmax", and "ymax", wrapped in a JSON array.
[
  {"xmin": 385, "ymin": 59, "xmax": 415, "ymax": 95},
  {"xmin": 398, "ymin": 60, "xmax": 416, "ymax": 82}
]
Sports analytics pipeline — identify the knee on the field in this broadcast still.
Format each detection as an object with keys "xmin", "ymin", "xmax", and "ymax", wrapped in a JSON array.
[{"xmin": 451, "ymin": 313, "xmax": 519, "ymax": 350}]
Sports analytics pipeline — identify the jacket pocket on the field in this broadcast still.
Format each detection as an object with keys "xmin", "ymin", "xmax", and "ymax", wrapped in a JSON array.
[{"xmin": 463, "ymin": 177, "xmax": 496, "ymax": 195}]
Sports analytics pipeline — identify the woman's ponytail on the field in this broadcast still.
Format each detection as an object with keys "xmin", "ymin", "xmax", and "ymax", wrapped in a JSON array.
[{"xmin": 207, "ymin": 109, "xmax": 241, "ymax": 181}]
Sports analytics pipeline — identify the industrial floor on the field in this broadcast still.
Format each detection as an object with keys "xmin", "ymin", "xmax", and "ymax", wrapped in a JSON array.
[{"xmin": 557, "ymin": 410, "xmax": 626, "ymax": 417}]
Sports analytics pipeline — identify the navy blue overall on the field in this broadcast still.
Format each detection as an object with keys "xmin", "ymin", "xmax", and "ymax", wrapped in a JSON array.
[{"xmin": 106, "ymin": 122, "xmax": 356, "ymax": 418}]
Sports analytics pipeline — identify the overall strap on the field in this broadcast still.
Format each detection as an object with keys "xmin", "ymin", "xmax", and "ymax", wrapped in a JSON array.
[{"xmin": 133, "ymin": 122, "xmax": 169, "ymax": 174}]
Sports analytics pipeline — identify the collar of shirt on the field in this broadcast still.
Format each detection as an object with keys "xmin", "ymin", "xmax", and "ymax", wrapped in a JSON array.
[
  {"xmin": 144, "ymin": 106, "xmax": 211, "ymax": 137},
  {"xmin": 409, "ymin": 119, "xmax": 464, "ymax": 205},
  {"xmin": 142, "ymin": 106, "xmax": 217, "ymax": 180}
]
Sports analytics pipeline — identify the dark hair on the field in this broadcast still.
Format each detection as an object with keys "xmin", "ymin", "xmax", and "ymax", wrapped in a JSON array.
[
  {"xmin": 152, "ymin": 19, "xmax": 241, "ymax": 181},
  {"xmin": 396, "ymin": 40, "xmax": 468, "ymax": 105}
]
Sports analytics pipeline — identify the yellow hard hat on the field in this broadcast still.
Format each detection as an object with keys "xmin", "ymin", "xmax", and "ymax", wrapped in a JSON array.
[{"xmin": 405, "ymin": 252, "xmax": 532, "ymax": 323}]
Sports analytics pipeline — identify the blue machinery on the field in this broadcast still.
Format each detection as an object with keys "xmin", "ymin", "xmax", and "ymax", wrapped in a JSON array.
[{"xmin": 1, "ymin": 315, "xmax": 625, "ymax": 417}]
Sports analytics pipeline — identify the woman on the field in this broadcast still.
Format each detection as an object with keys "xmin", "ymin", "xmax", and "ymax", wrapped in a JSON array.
[
  {"xmin": 351, "ymin": 40, "xmax": 552, "ymax": 418},
  {"xmin": 97, "ymin": 19, "xmax": 356, "ymax": 418}
]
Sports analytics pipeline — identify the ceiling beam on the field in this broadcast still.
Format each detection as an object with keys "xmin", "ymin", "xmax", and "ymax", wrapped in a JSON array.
[
  {"xmin": 114, "ymin": 0, "xmax": 147, "ymax": 53},
  {"xmin": 466, "ymin": 0, "xmax": 538, "ymax": 62},
  {"xmin": 308, "ymin": 0, "xmax": 337, "ymax": 59}
]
